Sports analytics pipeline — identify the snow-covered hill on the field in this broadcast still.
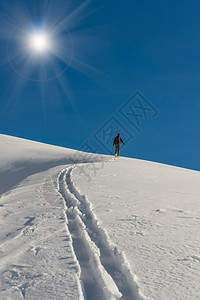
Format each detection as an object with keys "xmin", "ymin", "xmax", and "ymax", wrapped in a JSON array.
[
  {"xmin": 0, "ymin": 134, "xmax": 102, "ymax": 196},
  {"xmin": 0, "ymin": 134, "xmax": 200, "ymax": 300}
]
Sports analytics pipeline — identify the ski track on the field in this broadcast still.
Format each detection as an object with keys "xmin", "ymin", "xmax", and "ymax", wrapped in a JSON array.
[{"xmin": 58, "ymin": 166, "xmax": 143, "ymax": 300}]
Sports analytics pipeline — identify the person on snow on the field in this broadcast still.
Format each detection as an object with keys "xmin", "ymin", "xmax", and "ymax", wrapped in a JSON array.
[{"xmin": 113, "ymin": 133, "xmax": 125, "ymax": 157}]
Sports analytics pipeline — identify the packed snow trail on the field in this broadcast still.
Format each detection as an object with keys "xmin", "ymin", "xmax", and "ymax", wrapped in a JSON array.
[
  {"xmin": 58, "ymin": 166, "xmax": 143, "ymax": 300},
  {"xmin": 58, "ymin": 169, "xmax": 121, "ymax": 300}
]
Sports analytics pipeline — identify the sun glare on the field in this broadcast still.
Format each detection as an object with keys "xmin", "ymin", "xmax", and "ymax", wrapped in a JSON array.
[
  {"xmin": 6, "ymin": 1, "xmax": 94, "ymax": 81},
  {"xmin": 30, "ymin": 33, "xmax": 50, "ymax": 53}
]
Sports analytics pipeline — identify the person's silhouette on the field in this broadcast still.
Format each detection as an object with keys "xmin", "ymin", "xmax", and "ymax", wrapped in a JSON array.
[{"xmin": 113, "ymin": 133, "xmax": 125, "ymax": 157}]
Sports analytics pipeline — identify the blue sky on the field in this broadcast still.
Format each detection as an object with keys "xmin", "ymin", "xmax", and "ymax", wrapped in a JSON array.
[{"xmin": 0, "ymin": 0, "xmax": 200, "ymax": 171}]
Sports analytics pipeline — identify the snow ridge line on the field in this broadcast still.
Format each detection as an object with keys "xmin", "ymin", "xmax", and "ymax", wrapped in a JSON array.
[
  {"xmin": 58, "ymin": 168, "xmax": 121, "ymax": 300},
  {"xmin": 66, "ymin": 166, "xmax": 143, "ymax": 300}
]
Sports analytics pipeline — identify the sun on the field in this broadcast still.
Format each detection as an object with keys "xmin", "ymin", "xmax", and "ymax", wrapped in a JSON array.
[
  {"xmin": 29, "ymin": 33, "xmax": 50, "ymax": 53},
  {"xmin": 7, "ymin": 16, "xmax": 74, "ymax": 81},
  {"xmin": 6, "ymin": 0, "xmax": 97, "ymax": 82}
]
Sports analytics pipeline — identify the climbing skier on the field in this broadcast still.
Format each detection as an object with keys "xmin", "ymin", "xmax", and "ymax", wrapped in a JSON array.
[{"xmin": 113, "ymin": 133, "xmax": 125, "ymax": 157}]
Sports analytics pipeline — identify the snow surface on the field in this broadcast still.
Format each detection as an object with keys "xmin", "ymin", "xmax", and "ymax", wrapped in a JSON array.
[{"xmin": 0, "ymin": 134, "xmax": 200, "ymax": 299}]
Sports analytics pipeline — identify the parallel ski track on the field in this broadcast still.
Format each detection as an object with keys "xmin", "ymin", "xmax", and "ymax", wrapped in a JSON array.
[{"xmin": 58, "ymin": 166, "xmax": 143, "ymax": 300}]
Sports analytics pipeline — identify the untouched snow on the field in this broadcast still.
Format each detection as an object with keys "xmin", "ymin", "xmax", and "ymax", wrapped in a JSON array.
[{"xmin": 0, "ymin": 134, "xmax": 200, "ymax": 299}]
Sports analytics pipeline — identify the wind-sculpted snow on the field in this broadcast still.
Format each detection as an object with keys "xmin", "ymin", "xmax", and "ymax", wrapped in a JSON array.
[{"xmin": 58, "ymin": 166, "xmax": 143, "ymax": 300}]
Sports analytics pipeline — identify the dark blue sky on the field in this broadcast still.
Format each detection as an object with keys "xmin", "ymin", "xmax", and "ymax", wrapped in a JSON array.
[{"xmin": 0, "ymin": 0, "xmax": 200, "ymax": 171}]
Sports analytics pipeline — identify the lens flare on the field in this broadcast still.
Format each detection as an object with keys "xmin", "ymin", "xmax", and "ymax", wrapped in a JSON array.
[
  {"xmin": 7, "ymin": 17, "xmax": 74, "ymax": 81},
  {"xmin": 6, "ymin": 1, "xmax": 104, "ymax": 82}
]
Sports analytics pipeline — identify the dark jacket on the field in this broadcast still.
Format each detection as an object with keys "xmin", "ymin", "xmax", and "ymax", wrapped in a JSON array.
[{"xmin": 113, "ymin": 135, "xmax": 125, "ymax": 146}]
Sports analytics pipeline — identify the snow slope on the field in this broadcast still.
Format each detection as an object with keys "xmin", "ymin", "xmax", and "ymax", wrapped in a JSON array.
[
  {"xmin": 0, "ymin": 134, "xmax": 200, "ymax": 299},
  {"xmin": 73, "ymin": 159, "xmax": 200, "ymax": 300},
  {"xmin": 0, "ymin": 134, "xmax": 102, "ymax": 195}
]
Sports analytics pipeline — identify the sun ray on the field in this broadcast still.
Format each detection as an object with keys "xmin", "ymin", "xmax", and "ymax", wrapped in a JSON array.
[
  {"xmin": 4, "ymin": 0, "xmax": 108, "ymax": 105},
  {"xmin": 47, "ymin": 0, "xmax": 91, "ymax": 35}
]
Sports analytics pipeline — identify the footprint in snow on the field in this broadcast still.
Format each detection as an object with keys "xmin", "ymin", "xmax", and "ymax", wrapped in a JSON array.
[
  {"xmin": 155, "ymin": 209, "xmax": 167, "ymax": 213},
  {"xmin": 29, "ymin": 246, "xmax": 42, "ymax": 256},
  {"xmin": 108, "ymin": 195, "xmax": 121, "ymax": 199},
  {"xmin": 177, "ymin": 255, "xmax": 200, "ymax": 262}
]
